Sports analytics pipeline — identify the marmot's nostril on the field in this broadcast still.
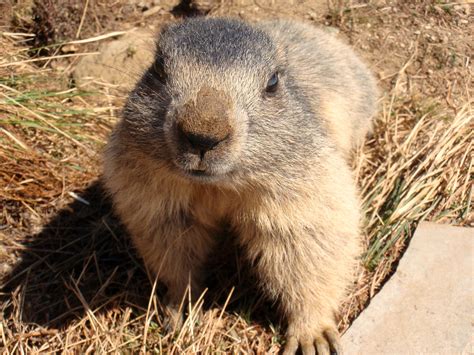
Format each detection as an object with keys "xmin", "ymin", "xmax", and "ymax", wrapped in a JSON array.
[
  {"xmin": 178, "ymin": 125, "xmax": 227, "ymax": 153},
  {"xmin": 185, "ymin": 132, "xmax": 222, "ymax": 151}
]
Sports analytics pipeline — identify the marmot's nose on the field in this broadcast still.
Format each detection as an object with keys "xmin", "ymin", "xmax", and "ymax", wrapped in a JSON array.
[
  {"xmin": 177, "ymin": 124, "xmax": 226, "ymax": 153},
  {"xmin": 175, "ymin": 86, "xmax": 234, "ymax": 154}
]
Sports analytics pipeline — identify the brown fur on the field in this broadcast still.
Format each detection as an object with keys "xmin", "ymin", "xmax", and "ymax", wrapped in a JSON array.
[{"xmin": 104, "ymin": 18, "xmax": 378, "ymax": 354}]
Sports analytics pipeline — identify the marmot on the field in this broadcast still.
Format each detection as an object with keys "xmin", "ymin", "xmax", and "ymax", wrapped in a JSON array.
[{"xmin": 104, "ymin": 18, "xmax": 378, "ymax": 354}]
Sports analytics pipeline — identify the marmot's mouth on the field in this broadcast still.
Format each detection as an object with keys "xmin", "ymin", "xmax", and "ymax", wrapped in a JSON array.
[
  {"xmin": 188, "ymin": 169, "xmax": 212, "ymax": 177},
  {"xmin": 181, "ymin": 168, "xmax": 224, "ymax": 184},
  {"xmin": 169, "ymin": 157, "xmax": 236, "ymax": 183},
  {"xmin": 179, "ymin": 166, "xmax": 237, "ymax": 184}
]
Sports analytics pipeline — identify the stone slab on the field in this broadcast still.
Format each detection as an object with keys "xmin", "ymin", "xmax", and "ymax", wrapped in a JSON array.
[{"xmin": 342, "ymin": 222, "xmax": 473, "ymax": 354}]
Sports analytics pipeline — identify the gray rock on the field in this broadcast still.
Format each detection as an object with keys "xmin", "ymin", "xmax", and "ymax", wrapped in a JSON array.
[{"xmin": 342, "ymin": 221, "xmax": 473, "ymax": 354}]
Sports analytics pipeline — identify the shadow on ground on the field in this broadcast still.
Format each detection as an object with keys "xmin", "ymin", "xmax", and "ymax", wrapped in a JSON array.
[{"xmin": 2, "ymin": 179, "xmax": 276, "ymax": 330}]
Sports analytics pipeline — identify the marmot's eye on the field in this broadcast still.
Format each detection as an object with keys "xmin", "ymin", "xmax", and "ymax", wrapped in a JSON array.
[
  {"xmin": 265, "ymin": 72, "xmax": 279, "ymax": 93},
  {"xmin": 153, "ymin": 55, "xmax": 167, "ymax": 82}
]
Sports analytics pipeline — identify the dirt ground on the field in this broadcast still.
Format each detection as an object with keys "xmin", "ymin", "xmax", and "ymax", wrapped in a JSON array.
[{"xmin": 1, "ymin": 0, "xmax": 472, "ymax": 353}]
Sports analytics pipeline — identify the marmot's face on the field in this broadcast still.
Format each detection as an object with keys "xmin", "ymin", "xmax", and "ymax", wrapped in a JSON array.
[{"xmin": 123, "ymin": 18, "xmax": 321, "ymax": 185}]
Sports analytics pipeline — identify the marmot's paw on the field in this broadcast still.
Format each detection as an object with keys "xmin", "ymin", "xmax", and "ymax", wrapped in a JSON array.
[
  {"xmin": 162, "ymin": 303, "xmax": 184, "ymax": 333},
  {"xmin": 282, "ymin": 326, "xmax": 341, "ymax": 355}
]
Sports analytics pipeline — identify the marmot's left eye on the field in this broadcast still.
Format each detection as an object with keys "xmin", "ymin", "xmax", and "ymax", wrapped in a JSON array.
[{"xmin": 266, "ymin": 72, "xmax": 279, "ymax": 93}]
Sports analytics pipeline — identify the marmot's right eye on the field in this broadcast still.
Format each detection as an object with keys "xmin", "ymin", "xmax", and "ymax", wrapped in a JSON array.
[
  {"xmin": 153, "ymin": 55, "xmax": 167, "ymax": 82},
  {"xmin": 265, "ymin": 72, "xmax": 279, "ymax": 93}
]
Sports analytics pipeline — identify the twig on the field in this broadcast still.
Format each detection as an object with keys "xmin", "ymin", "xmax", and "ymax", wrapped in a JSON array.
[
  {"xmin": 0, "ymin": 128, "xmax": 31, "ymax": 151},
  {"xmin": 142, "ymin": 275, "xmax": 159, "ymax": 352},
  {"xmin": 16, "ymin": 329, "xmax": 59, "ymax": 340},
  {"xmin": 76, "ymin": 0, "xmax": 91, "ymax": 39},
  {"xmin": 1, "ymin": 32, "xmax": 35, "ymax": 38},
  {"xmin": 0, "ymin": 52, "xmax": 99, "ymax": 68},
  {"xmin": 66, "ymin": 31, "xmax": 127, "ymax": 45}
]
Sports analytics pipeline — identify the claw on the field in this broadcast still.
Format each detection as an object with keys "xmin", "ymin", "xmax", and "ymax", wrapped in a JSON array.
[
  {"xmin": 315, "ymin": 336, "xmax": 330, "ymax": 355},
  {"xmin": 282, "ymin": 336, "xmax": 299, "ymax": 355},
  {"xmin": 301, "ymin": 339, "xmax": 316, "ymax": 355},
  {"xmin": 324, "ymin": 328, "xmax": 342, "ymax": 355}
]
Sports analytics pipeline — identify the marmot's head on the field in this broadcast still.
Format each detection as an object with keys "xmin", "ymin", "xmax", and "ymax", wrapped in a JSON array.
[{"xmin": 122, "ymin": 18, "xmax": 324, "ymax": 186}]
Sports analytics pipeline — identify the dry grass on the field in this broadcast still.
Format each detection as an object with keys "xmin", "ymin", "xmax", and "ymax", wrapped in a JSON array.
[
  {"xmin": 1, "ymin": 0, "xmax": 473, "ymax": 353},
  {"xmin": 340, "ymin": 98, "xmax": 473, "ymax": 328}
]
